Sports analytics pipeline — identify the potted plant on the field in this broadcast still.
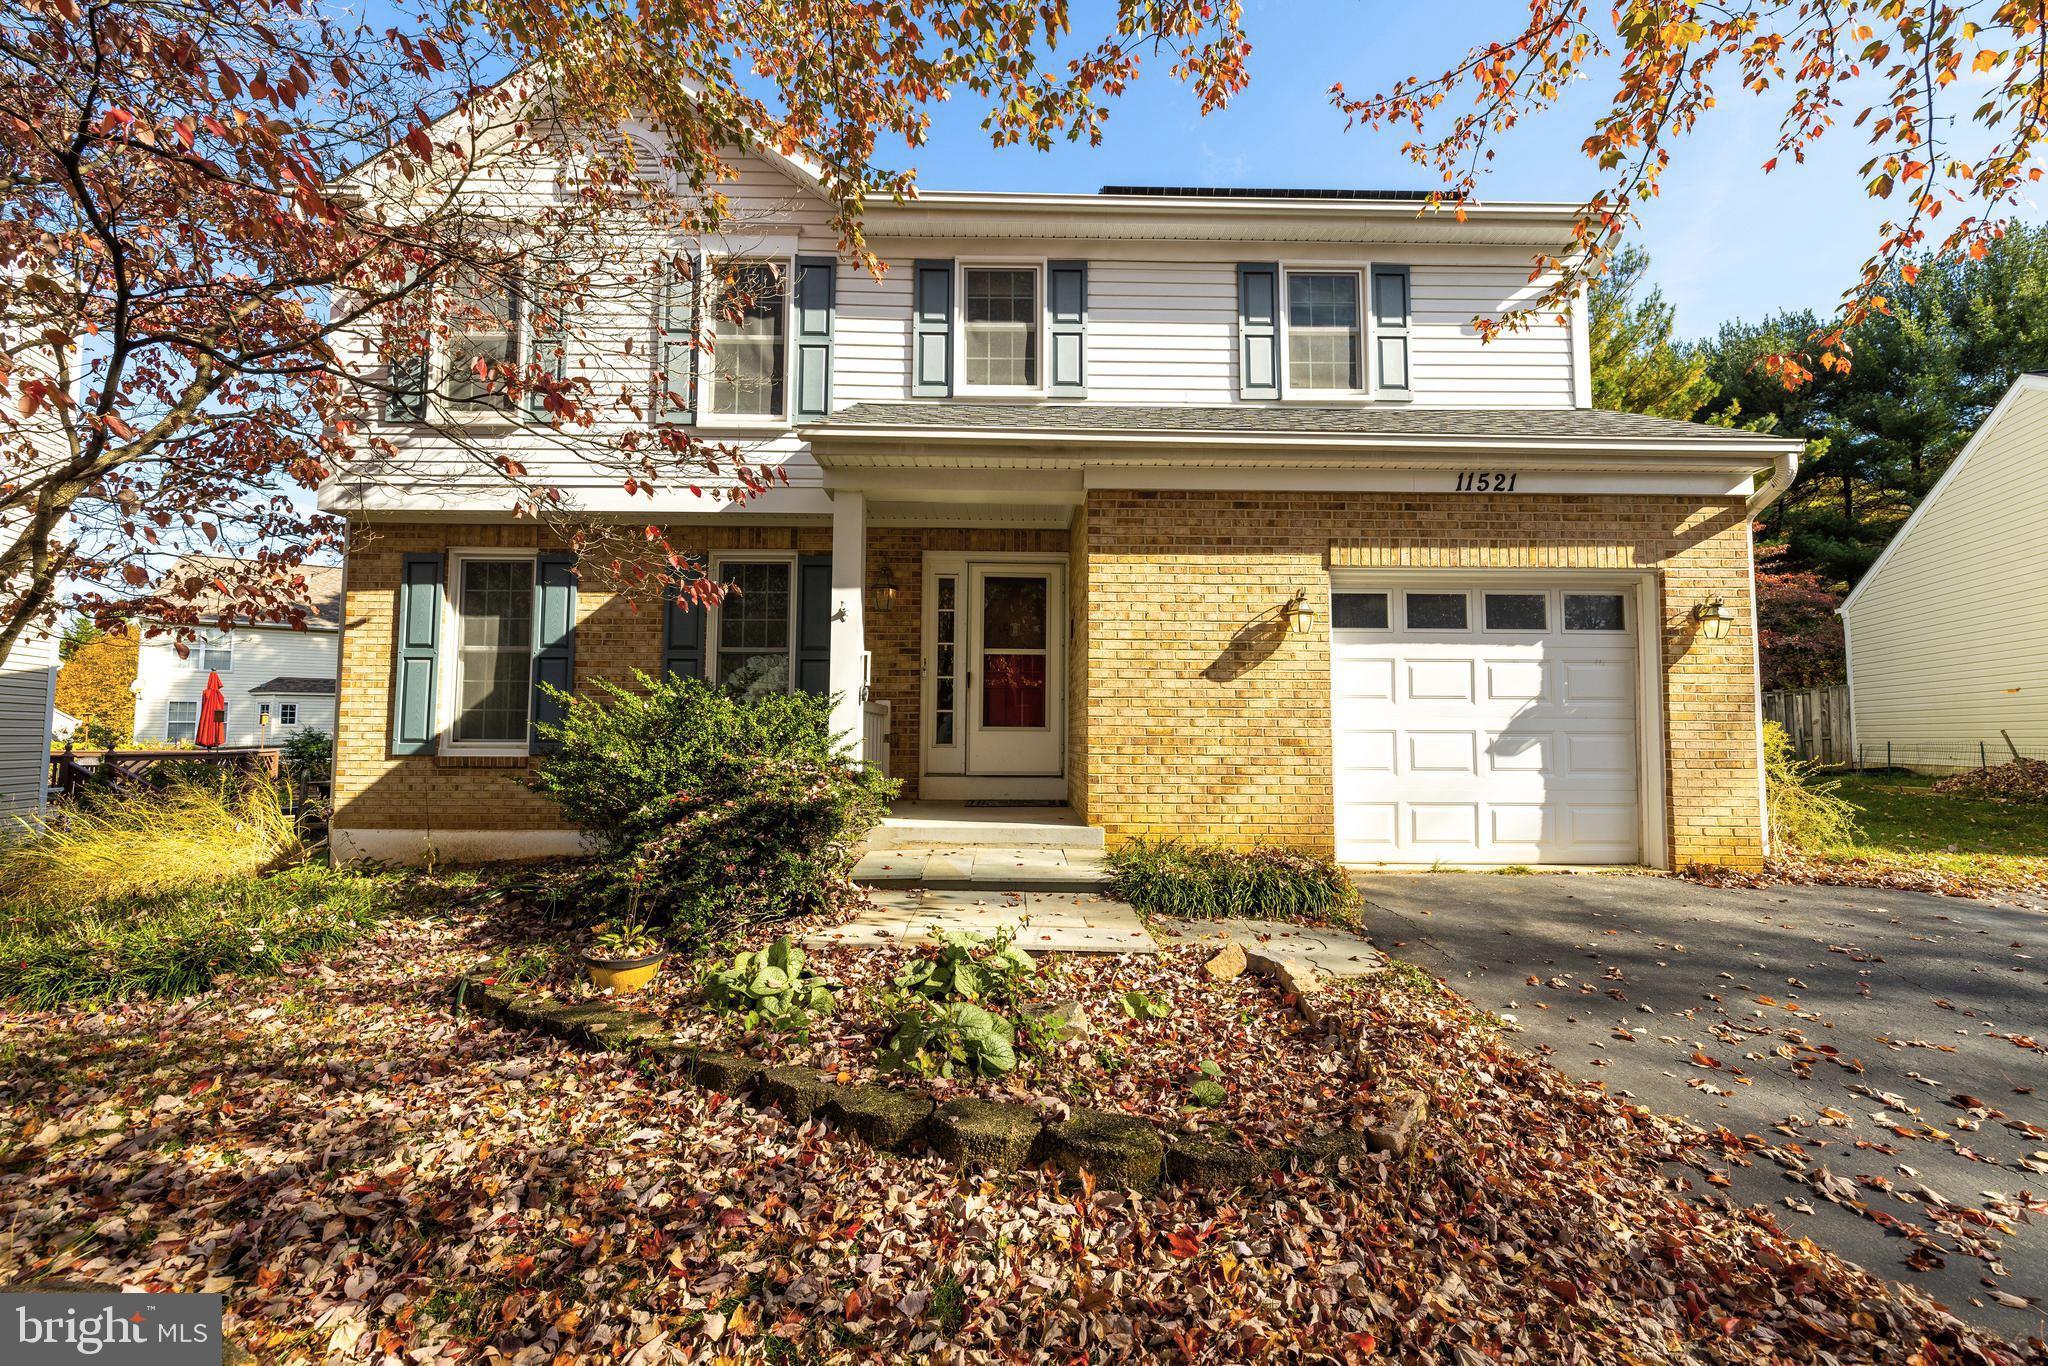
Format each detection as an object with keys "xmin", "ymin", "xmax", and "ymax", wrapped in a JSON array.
[{"xmin": 583, "ymin": 919, "xmax": 665, "ymax": 994}]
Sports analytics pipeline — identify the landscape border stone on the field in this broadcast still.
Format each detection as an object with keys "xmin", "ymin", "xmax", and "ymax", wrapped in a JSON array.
[{"xmin": 452, "ymin": 973, "xmax": 1428, "ymax": 1192}]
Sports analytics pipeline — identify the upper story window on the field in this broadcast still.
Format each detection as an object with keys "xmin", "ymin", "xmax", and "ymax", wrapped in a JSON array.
[
  {"xmin": 707, "ymin": 260, "xmax": 787, "ymax": 418},
  {"xmin": 963, "ymin": 266, "xmax": 1038, "ymax": 388},
  {"xmin": 185, "ymin": 634, "xmax": 231, "ymax": 673},
  {"xmin": 444, "ymin": 265, "xmax": 525, "ymax": 417},
  {"xmin": 1285, "ymin": 271, "xmax": 1362, "ymax": 392}
]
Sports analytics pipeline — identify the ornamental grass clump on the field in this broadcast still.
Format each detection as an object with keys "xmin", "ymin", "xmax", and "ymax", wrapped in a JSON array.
[
  {"xmin": 1762, "ymin": 722, "xmax": 1861, "ymax": 852},
  {"xmin": 0, "ymin": 775, "xmax": 302, "ymax": 909},
  {"xmin": 530, "ymin": 674, "xmax": 897, "ymax": 949},
  {"xmin": 1106, "ymin": 838, "xmax": 1359, "ymax": 925}
]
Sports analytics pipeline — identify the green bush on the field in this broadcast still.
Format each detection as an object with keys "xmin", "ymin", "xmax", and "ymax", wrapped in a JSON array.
[
  {"xmin": 1763, "ymin": 721, "xmax": 1861, "ymax": 851},
  {"xmin": 895, "ymin": 928, "xmax": 1037, "ymax": 1008},
  {"xmin": 879, "ymin": 998, "xmax": 1018, "ymax": 1078},
  {"xmin": 1106, "ymin": 838, "xmax": 1359, "ymax": 924},
  {"xmin": 0, "ymin": 864, "xmax": 409, "ymax": 1007},
  {"xmin": 530, "ymin": 674, "xmax": 897, "ymax": 946},
  {"xmin": 282, "ymin": 727, "xmax": 334, "ymax": 790}
]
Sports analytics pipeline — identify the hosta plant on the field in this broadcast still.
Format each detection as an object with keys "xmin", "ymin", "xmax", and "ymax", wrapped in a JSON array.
[
  {"xmin": 896, "ymin": 927, "xmax": 1038, "ymax": 1007},
  {"xmin": 879, "ymin": 998, "xmax": 1019, "ymax": 1079},
  {"xmin": 702, "ymin": 937, "xmax": 836, "ymax": 1034}
]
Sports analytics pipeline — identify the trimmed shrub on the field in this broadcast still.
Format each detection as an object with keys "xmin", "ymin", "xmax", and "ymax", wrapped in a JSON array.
[
  {"xmin": 1763, "ymin": 721, "xmax": 1861, "ymax": 851},
  {"xmin": 0, "ymin": 864, "xmax": 407, "ymax": 1006},
  {"xmin": 1107, "ymin": 838, "xmax": 1359, "ymax": 924},
  {"xmin": 530, "ymin": 673, "xmax": 896, "ymax": 946},
  {"xmin": 2, "ymin": 777, "xmax": 302, "ymax": 907}
]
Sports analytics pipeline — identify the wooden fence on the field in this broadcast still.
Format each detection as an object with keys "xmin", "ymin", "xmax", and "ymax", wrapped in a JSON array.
[
  {"xmin": 48, "ymin": 746, "xmax": 282, "ymax": 801},
  {"xmin": 1761, "ymin": 684, "xmax": 1853, "ymax": 766}
]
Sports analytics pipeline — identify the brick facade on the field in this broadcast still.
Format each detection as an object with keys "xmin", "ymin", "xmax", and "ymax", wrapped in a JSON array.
[
  {"xmin": 334, "ymin": 491, "xmax": 1765, "ymax": 869},
  {"xmin": 1070, "ymin": 490, "xmax": 1764, "ymax": 868}
]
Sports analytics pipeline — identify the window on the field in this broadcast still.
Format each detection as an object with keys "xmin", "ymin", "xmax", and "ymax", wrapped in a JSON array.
[
  {"xmin": 707, "ymin": 260, "xmax": 786, "ymax": 417},
  {"xmin": 166, "ymin": 700, "xmax": 198, "ymax": 744},
  {"xmin": 280, "ymin": 703, "xmax": 299, "ymax": 726},
  {"xmin": 444, "ymin": 265, "xmax": 523, "ymax": 415},
  {"xmin": 933, "ymin": 574, "xmax": 958, "ymax": 746},
  {"xmin": 714, "ymin": 558, "xmax": 793, "ymax": 698},
  {"xmin": 1286, "ymin": 272, "xmax": 1361, "ymax": 391},
  {"xmin": 980, "ymin": 575, "xmax": 1049, "ymax": 728},
  {"xmin": 1564, "ymin": 592, "xmax": 1628, "ymax": 632},
  {"xmin": 452, "ymin": 558, "xmax": 535, "ymax": 744},
  {"xmin": 1405, "ymin": 592, "xmax": 1469, "ymax": 631},
  {"xmin": 186, "ymin": 634, "xmax": 231, "ymax": 672},
  {"xmin": 963, "ymin": 266, "xmax": 1038, "ymax": 387},
  {"xmin": 1332, "ymin": 592, "xmax": 1389, "ymax": 630},
  {"xmin": 1484, "ymin": 593, "xmax": 1548, "ymax": 631}
]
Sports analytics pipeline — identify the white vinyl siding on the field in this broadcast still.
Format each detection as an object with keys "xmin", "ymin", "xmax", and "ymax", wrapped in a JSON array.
[
  {"xmin": 133, "ymin": 625, "xmax": 339, "ymax": 747},
  {"xmin": 1843, "ymin": 382, "xmax": 2048, "ymax": 759},
  {"xmin": 0, "ymin": 626, "xmax": 58, "ymax": 831}
]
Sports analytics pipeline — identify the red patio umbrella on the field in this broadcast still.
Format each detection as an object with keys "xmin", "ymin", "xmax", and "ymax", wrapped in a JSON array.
[{"xmin": 195, "ymin": 671, "xmax": 228, "ymax": 749}]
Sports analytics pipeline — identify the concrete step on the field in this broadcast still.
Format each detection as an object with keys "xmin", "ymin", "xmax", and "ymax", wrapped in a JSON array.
[
  {"xmin": 854, "ymin": 845, "xmax": 1112, "ymax": 891},
  {"xmin": 865, "ymin": 802, "xmax": 1105, "ymax": 851}
]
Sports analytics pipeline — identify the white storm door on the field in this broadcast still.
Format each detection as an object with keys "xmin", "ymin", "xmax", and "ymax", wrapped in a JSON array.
[
  {"xmin": 964, "ymin": 564, "xmax": 1064, "ymax": 775},
  {"xmin": 1332, "ymin": 584, "xmax": 1640, "ymax": 864}
]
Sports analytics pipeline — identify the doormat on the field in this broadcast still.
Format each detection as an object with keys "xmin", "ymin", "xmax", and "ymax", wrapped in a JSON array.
[{"xmin": 964, "ymin": 799, "xmax": 1066, "ymax": 808}]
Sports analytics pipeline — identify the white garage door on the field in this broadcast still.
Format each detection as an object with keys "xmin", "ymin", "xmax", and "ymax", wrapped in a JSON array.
[{"xmin": 1331, "ymin": 583, "xmax": 1641, "ymax": 865}]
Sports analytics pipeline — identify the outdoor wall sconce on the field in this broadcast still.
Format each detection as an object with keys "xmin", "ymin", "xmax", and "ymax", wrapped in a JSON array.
[
  {"xmin": 1693, "ymin": 596, "xmax": 1737, "ymax": 641},
  {"xmin": 870, "ymin": 561, "xmax": 899, "ymax": 611},
  {"xmin": 1282, "ymin": 588, "xmax": 1315, "ymax": 635}
]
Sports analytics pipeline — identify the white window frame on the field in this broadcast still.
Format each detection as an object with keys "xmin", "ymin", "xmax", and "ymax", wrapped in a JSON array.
[
  {"xmin": 435, "ymin": 258, "xmax": 532, "ymax": 429},
  {"xmin": 1479, "ymin": 589, "xmax": 1552, "ymax": 635},
  {"xmin": 165, "ymin": 699, "xmax": 199, "ymax": 744},
  {"xmin": 438, "ymin": 548, "xmax": 539, "ymax": 757},
  {"xmin": 955, "ymin": 259, "xmax": 1047, "ymax": 397},
  {"xmin": 694, "ymin": 252, "xmax": 796, "ymax": 430},
  {"xmin": 1402, "ymin": 588, "xmax": 1473, "ymax": 633},
  {"xmin": 279, "ymin": 702, "xmax": 299, "ymax": 726},
  {"xmin": 1278, "ymin": 265, "xmax": 1368, "ymax": 401},
  {"xmin": 707, "ymin": 552, "xmax": 799, "ymax": 695}
]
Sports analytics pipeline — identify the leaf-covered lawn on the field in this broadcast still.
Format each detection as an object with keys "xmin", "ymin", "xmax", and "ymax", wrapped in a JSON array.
[{"xmin": 0, "ymin": 891, "xmax": 2030, "ymax": 1362}]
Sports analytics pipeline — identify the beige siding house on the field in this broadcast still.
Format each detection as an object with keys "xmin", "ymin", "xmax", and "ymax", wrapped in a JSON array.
[
  {"xmin": 1841, "ymin": 374, "xmax": 2048, "ymax": 768},
  {"xmin": 323, "ymin": 123, "xmax": 1802, "ymax": 871}
]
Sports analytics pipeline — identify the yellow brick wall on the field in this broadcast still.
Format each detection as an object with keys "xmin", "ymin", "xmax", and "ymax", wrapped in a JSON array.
[
  {"xmin": 1075, "ymin": 490, "xmax": 1765, "ymax": 869},
  {"xmin": 333, "ymin": 522, "xmax": 828, "ymax": 834}
]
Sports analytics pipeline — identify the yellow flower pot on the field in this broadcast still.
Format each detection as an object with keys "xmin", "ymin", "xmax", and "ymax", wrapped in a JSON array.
[{"xmin": 583, "ymin": 951, "xmax": 664, "ymax": 995}]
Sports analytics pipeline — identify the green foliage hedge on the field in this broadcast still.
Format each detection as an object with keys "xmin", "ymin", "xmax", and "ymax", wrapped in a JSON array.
[
  {"xmin": 0, "ymin": 864, "xmax": 409, "ymax": 1007},
  {"xmin": 1106, "ymin": 838, "xmax": 1359, "ymax": 924},
  {"xmin": 530, "ymin": 674, "xmax": 897, "ymax": 947}
]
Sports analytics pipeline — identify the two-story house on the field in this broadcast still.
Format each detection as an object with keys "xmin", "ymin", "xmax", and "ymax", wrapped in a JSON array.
[
  {"xmin": 131, "ymin": 557, "xmax": 342, "ymax": 747},
  {"xmin": 324, "ymin": 138, "xmax": 1799, "ymax": 870}
]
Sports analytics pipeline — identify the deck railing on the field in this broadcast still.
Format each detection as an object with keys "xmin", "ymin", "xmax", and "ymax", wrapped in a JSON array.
[{"xmin": 48, "ymin": 745, "xmax": 283, "ymax": 801}]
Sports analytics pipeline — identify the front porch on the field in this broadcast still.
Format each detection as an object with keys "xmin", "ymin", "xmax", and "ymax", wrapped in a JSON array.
[{"xmin": 852, "ymin": 801, "xmax": 1108, "ymax": 889}]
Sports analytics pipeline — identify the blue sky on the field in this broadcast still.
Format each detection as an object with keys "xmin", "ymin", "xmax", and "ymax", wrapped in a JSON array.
[{"xmin": 890, "ymin": 0, "xmax": 2043, "ymax": 341}]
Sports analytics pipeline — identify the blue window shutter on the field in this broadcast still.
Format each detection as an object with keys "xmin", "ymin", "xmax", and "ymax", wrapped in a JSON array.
[
  {"xmin": 661, "ymin": 569, "xmax": 706, "ymax": 680},
  {"xmin": 529, "ymin": 553, "xmax": 577, "ymax": 753},
  {"xmin": 793, "ymin": 256, "xmax": 836, "ymax": 419},
  {"xmin": 911, "ymin": 260, "xmax": 953, "ymax": 397},
  {"xmin": 1371, "ymin": 265, "xmax": 1412, "ymax": 396},
  {"xmin": 658, "ymin": 269, "xmax": 698, "ymax": 424},
  {"xmin": 1048, "ymin": 261, "xmax": 1087, "ymax": 397},
  {"xmin": 391, "ymin": 553, "xmax": 443, "ymax": 754},
  {"xmin": 1238, "ymin": 263, "xmax": 1281, "ymax": 400},
  {"xmin": 795, "ymin": 554, "xmax": 833, "ymax": 696}
]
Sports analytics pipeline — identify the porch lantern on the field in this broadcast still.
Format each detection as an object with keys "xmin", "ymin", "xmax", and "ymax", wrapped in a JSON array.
[
  {"xmin": 1693, "ymin": 596, "xmax": 1737, "ymax": 641},
  {"xmin": 1282, "ymin": 588, "xmax": 1316, "ymax": 636},
  {"xmin": 870, "ymin": 560, "xmax": 899, "ymax": 611}
]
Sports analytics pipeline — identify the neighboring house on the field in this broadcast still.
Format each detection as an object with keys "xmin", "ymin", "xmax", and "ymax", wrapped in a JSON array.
[
  {"xmin": 323, "ymin": 131, "xmax": 1801, "ymax": 869},
  {"xmin": 1841, "ymin": 373, "xmax": 2048, "ymax": 768},
  {"xmin": 0, "ymin": 624, "xmax": 59, "ymax": 832},
  {"xmin": 51, "ymin": 707, "xmax": 79, "ymax": 743},
  {"xmin": 131, "ymin": 558, "xmax": 343, "ymax": 747}
]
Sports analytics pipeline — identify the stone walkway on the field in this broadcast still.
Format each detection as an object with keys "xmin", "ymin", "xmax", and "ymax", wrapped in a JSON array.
[
  {"xmin": 801, "ymin": 887, "xmax": 1156, "ymax": 954},
  {"xmin": 1152, "ymin": 918, "xmax": 1389, "ymax": 979},
  {"xmin": 851, "ymin": 845, "xmax": 1110, "ymax": 888}
]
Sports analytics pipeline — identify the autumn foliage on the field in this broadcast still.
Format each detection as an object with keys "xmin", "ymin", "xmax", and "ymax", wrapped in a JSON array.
[{"xmin": 54, "ymin": 632, "xmax": 138, "ymax": 744}]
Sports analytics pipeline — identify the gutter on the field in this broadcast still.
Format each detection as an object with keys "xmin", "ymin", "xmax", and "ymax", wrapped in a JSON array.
[{"xmin": 1744, "ymin": 446, "xmax": 1800, "ymax": 517}]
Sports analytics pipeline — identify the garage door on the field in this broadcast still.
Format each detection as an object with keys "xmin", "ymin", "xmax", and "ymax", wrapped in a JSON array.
[{"xmin": 1331, "ymin": 583, "xmax": 1641, "ymax": 865}]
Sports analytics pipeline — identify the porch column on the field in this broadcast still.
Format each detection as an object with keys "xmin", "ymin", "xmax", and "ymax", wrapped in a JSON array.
[{"xmin": 828, "ymin": 489, "xmax": 867, "ymax": 755}]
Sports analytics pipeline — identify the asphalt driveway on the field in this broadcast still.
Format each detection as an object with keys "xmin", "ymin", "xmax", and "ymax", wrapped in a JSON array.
[{"xmin": 1357, "ymin": 872, "xmax": 2048, "ymax": 1343}]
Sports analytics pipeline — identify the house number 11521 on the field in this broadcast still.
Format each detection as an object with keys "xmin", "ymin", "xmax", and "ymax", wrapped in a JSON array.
[{"xmin": 1453, "ymin": 471, "xmax": 1518, "ymax": 492}]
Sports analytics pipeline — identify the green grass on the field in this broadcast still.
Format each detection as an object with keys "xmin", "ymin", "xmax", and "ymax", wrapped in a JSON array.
[
  {"xmin": 1105, "ymin": 838, "xmax": 1360, "ymax": 925},
  {"xmin": 1810, "ymin": 772, "xmax": 2048, "ymax": 889},
  {"xmin": 0, "ymin": 863, "xmax": 419, "ymax": 1007}
]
